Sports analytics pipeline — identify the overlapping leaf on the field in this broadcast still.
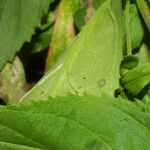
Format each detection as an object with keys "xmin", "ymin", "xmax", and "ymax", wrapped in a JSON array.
[
  {"xmin": 0, "ymin": 0, "xmax": 53, "ymax": 70},
  {"xmin": 121, "ymin": 63, "xmax": 150, "ymax": 94},
  {"xmin": 1, "ymin": 94, "xmax": 150, "ymax": 149}
]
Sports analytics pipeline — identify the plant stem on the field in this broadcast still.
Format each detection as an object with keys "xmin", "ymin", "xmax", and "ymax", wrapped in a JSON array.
[
  {"xmin": 125, "ymin": 0, "xmax": 132, "ymax": 56},
  {"xmin": 136, "ymin": 0, "xmax": 150, "ymax": 32}
]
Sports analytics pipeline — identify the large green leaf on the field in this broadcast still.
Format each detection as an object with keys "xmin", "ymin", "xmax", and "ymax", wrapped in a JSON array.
[
  {"xmin": 0, "ymin": 0, "xmax": 53, "ymax": 70},
  {"xmin": 121, "ymin": 63, "xmax": 150, "ymax": 94},
  {"xmin": 21, "ymin": 0, "xmax": 123, "ymax": 102},
  {"xmin": 1, "ymin": 94, "xmax": 150, "ymax": 149}
]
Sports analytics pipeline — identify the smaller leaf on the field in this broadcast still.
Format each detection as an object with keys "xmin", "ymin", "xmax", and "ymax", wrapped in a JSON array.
[
  {"xmin": 136, "ymin": 43, "xmax": 150, "ymax": 65},
  {"xmin": 45, "ymin": 0, "xmax": 79, "ymax": 71},
  {"xmin": 93, "ymin": 0, "xmax": 106, "ymax": 9},
  {"xmin": 0, "ymin": 57, "xmax": 26, "ymax": 102},
  {"xmin": 40, "ymin": 11, "xmax": 55, "ymax": 31},
  {"xmin": 31, "ymin": 28, "xmax": 52, "ymax": 53},
  {"xmin": 74, "ymin": 5, "xmax": 87, "ymax": 30},
  {"xmin": 130, "ymin": 4, "xmax": 144, "ymax": 50},
  {"xmin": 121, "ymin": 63, "xmax": 150, "ymax": 94},
  {"xmin": 136, "ymin": 0, "xmax": 150, "ymax": 31},
  {"xmin": 121, "ymin": 55, "xmax": 139, "ymax": 69},
  {"xmin": 31, "ymin": 11, "xmax": 55, "ymax": 53},
  {"xmin": 143, "ymin": 89, "xmax": 150, "ymax": 104},
  {"xmin": 74, "ymin": 0, "xmax": 106, "ymax": 30}
]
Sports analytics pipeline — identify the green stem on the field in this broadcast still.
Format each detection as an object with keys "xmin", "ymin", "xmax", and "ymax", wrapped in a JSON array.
[
  {"xmin": 136, "ymin": 0, "xmax": 150, "ymax": 31},
  {"xmin": 125, "ymin": 0, "xmax": 132, "ymax": 55}
]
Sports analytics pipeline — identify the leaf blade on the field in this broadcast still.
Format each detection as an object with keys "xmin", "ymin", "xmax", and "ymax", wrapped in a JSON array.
[
  {"xmin": 21, "ymin": 0, "xmax": 123, "ymax": 102},
  {"xmin": 121, "ymin": 63, "xmax": 150, "ymax": 94},
  {"xmin": 0, "ymin": 0, "xmax": 53, "ymax": 70},
  {"xmin": 1, "ymin": 94, "xmax": 150, "ymax": 149}
]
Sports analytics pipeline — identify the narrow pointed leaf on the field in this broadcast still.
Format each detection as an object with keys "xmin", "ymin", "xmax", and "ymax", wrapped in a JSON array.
[
  {"xmin": 136, "ymin": 0, "xmax": 150, "ymax": 31},
  {"xmin": 130, "ymin": 4, "xmax": 144, "ymax": 50},
  {"xmin": 45, "ymin": 0, "xmax": 79, "ymax": 71}
]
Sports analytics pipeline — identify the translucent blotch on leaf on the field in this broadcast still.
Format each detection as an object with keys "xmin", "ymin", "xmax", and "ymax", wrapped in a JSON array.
[{"xmin": 97, "ymin": 79, "xmax": 106, "ymax": 87}]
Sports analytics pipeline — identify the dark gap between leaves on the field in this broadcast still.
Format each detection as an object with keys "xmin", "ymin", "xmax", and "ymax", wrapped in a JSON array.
[{"xmin": 0, "ymin": 98, "xmax": 7, "ymax": 106}]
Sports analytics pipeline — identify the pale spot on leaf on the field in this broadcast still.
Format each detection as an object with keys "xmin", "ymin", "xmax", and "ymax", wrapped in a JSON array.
[{"xmin": 97, "ymin": 79, "xmax": 106, "ymax": 87}]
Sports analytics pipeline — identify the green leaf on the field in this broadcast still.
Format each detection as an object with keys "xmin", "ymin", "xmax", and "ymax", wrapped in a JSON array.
[
  {"xmin": 93, "ymin": 0, "xmax": 106, "ymax": 9},
  {"xmin": 1, "ymin": 94, "xmax": 150, "ymax": 149},
  {"xmin": 136, "ymin": 43, "xmax": 150, "ymax": 65},
  {"xmin": 74, "ymin": 5, "xmax": 87, "ymax": 30},
  {"xmin": 120, "ymin": 55, "xmax": 139, "ymax": 76},
  {"xmin": 143, "ymin": 89, "xmax": 150, "ymax": 103},
  {"xmin": 0, "ymin": 0, "xmax": 53, "ymax": 70},
  {"xmin": 31, "ymin": 28, "xmax": 52, "ymax": 53},
  {"xmin": 31, "ymin": 11, "xmax": 55, "ymax": 53},
  {"xmin": 74, "ymin": 0, "xmax": 106, "ymax": 30},
  {"xmin": 125, "ymin": 0, "xmax": 132, "ymax": 56},
  {"xmin": 130, "ymin": 4, "xmax": 144, "ymax": 50},
  {"xmin": 136, "ymin": 0, "xmax": 150, "ymax": 31},
  {"xmin": 45, "ymin": 0, "xmax": 79, "ymax": 71},
  {"xmin": 20, "ymin": 0, "xmax": 123, "ymax": 102},
  {"xmin": 121, "ymin": 63, "xmax": 150, "ymax": 94},
  {"xmin": 121, "ymin": 55, "xmax": 139, "ymax": 70}
]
